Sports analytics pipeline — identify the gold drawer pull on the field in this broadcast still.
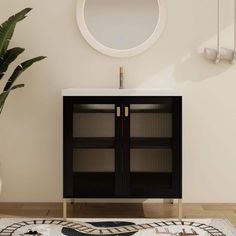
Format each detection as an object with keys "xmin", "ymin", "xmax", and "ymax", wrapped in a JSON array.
[
  {"xmin": 116, "ymin": 106, "xmax": 121, "ymax": 117},
  {"xmin": 125, "ymin": 106, "xmax": 129, "ymax": 117}
]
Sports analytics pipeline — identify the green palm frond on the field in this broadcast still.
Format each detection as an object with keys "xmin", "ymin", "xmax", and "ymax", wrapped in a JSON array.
[
  {"xmin": 0, "ymin": 47, "xmax": 25, "ymax": 80},
  {"xmin": 0, "ymin": 8, "xmax": 46, "ymax": 115},
  {"xmin": 0, "ymin": 8, "xmax": 32, "ymax": 58},
  {"xmin": 0, "ymin": 84, "xmax": 24, "ymax": 113},
  {"xmin": 4, "ymin": 56, "xmax": 46, "ymax": 91}
]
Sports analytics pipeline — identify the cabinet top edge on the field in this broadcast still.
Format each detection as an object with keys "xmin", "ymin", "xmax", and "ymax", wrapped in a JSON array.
[{"xmin": 62, "ymin": 89, "xmax": 183, "ymax": 97}]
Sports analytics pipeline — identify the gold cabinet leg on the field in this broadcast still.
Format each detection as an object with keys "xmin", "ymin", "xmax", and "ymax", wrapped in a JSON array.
[
  {"xmin": 163, "ymin": 199, "xmax": 174, "ymax": 204},
  {"xmin": 63, "ymin": 199, "xmax": 67, "ymax": 221},
  {"xmin": 178, "ymin": 199, "xmax": 183, "ymax": 220}
]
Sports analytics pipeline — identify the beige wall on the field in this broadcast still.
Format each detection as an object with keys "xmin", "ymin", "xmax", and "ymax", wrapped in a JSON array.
[{"xmin": 0, "ymin": 0, "xmax": 236, "ymax": 203}]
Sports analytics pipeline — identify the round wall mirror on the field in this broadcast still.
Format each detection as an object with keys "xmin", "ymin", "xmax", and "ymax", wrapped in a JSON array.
[{"xmin": 76, "ymin": 0, "xmax": 167, "ymax": 58}]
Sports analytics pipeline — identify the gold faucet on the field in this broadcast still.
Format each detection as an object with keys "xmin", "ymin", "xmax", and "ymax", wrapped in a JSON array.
[{"xmin": 119, "ymin": 66, "xmax": 124, "ymax": 89}]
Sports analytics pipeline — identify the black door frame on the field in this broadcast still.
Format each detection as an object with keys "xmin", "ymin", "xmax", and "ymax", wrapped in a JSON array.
[
  {"xmin": 64, "ymin": 96, "xmax": 125, "ymax": 198},
  {"xmin": 123, "ymin": 96, "xmax": 182, "ymax": 198}
]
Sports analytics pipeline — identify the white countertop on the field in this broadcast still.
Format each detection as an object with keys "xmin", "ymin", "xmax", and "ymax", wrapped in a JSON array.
[{"xmin": 62, "ymin": 88, "xmax": 183, "ymax": 97}]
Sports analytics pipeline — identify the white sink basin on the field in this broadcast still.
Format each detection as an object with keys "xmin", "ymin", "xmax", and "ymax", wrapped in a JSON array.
[{"xmin": 62, "ymin": 88, "xmax": 182, "ymax": 97}]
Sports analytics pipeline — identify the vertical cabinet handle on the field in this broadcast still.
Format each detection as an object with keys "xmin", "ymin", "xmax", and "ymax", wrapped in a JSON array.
[
  {"xmin": 116, "ymin": 106, "xmax": 121, "ymax": 117},
  {"xmin": 124, "ymin": 106, "xmax": 129, "ymax": 117}
]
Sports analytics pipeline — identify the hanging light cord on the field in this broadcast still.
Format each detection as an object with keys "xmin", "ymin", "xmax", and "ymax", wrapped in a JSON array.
[
  {"xmin": 217, "ymin": 0, "xmax": 220, "ymax": 54},
  {"xmin": 234, "ymin": 0, "xmax": 236, "ymax": 52}
]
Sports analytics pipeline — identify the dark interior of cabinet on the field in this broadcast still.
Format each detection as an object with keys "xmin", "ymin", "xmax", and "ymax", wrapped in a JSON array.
[
  {"xmin": 129, "ymin": 103, "xmax": 173, "ymax": 197},
  {"xmin": 64, "ymin": 97, "xmax": 181, "ymax": 198},
  {"xmin": 72, "ymin": 104, "xmax": 115, "ymax": 197}
]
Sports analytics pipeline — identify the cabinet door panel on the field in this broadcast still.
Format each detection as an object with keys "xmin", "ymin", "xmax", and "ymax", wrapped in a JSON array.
[
  {"xmin": 63, "ymin": 97, "xmax": 123, "ymax": 198},
  {"xmin": 125, "ymin": 97, "xmax": 182, "ymax": 198}
]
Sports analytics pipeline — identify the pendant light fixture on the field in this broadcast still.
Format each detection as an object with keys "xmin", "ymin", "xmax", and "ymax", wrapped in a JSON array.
[
  {"xmin": 204, "ymin": 0, "xmax": 236, "ymax": 64},
  {"xmin": 220, "ymin": 0, "xmax": 236, "ymax": 63},
  {"xmin": 204, "ymin": 0, "xmax": 221, "ymax": 63}
]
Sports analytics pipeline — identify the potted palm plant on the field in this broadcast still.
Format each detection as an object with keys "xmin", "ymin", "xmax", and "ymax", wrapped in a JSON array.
[{"xmin": 0, "ymin": 8, "xmax": 46, "ymax": 114}]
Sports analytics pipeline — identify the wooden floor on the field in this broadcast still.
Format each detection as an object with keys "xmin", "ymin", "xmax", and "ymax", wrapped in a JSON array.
[{"xmin": 0, "ymin": 203, "xmax": 235, "ymax": 227}]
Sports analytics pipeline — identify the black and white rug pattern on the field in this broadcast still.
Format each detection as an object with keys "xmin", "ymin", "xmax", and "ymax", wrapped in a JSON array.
[{"xmin": 0, "ymin": 218, "xmax": 235, "ymax": 236}]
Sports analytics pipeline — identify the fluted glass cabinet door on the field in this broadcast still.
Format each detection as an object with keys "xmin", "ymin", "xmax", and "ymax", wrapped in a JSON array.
[
  {"xmin": 63, "ymin": 97, "xmax": 123, "ymax": 198},
  {"xmin": 126, "ymin": 97, "xmax": 182, "ymax": 198}
]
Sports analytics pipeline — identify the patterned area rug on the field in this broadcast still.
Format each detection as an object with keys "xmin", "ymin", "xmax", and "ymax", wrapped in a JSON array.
[{"xmin": 0, "ymin": 218, "xmax": 235, "ymax": 236}]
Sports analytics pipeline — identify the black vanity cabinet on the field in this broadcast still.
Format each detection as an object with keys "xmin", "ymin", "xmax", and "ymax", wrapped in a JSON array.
[{"xmin": 63, "ymin": 96, "xmax": 182, "ymax": 199}]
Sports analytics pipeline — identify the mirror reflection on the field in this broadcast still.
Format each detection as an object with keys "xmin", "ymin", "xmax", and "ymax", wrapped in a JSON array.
[{"xmin": 84, "ymin": 0, "xmax": 159, "ymax": 50}]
